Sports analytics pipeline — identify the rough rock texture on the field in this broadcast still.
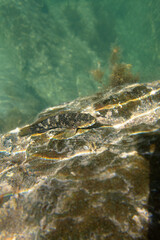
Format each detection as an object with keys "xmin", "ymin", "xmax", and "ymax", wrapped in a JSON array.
[{"xmin": 1, "ymin": 81, "xmax": 160, "ymax": 239}]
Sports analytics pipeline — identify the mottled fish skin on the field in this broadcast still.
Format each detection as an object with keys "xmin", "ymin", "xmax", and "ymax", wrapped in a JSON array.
[{"xmin": 19, "ymin": 112, "xmax": 96, "ymax": 136}]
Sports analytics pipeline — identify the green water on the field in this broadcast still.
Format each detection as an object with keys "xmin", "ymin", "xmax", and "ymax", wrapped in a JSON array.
[{"xmin": 0, "ymin": 0, "xmax": 159, "ymax": 133}]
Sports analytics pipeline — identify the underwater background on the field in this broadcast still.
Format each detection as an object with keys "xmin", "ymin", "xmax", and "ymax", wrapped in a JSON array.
[{"xmin": 0, "ymin": 0, "xmax": 159, "ymax": 133}]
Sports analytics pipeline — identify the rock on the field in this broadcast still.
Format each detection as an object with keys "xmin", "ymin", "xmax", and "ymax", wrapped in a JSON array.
[{"xmin": 0, "ymin": 81, "xmax": 160, "ymax": 239}]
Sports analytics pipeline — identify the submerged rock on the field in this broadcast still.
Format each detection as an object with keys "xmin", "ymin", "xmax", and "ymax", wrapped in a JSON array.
[{"xmin": 0, "ymin": 81, "xmax": 160, "ymax": 239}]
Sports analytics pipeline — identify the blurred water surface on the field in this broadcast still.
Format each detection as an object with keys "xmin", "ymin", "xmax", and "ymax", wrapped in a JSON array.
[{"xmin": 0, "ymin": 0, "xmax": 159, "ymax": 132}]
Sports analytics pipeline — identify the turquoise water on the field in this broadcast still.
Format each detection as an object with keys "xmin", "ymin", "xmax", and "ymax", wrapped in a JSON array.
[{"xmin": 0, "ymin": 0, "xmax": 159, "ymax": 133}]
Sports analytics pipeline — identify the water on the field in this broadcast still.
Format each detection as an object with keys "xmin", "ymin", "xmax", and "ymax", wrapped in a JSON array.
[{"xmin": 0, "ymin": 0, "xmax": 159, "ymax": 133}]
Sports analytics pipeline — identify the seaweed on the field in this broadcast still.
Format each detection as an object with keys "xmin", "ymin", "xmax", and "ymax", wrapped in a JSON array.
[
  {"xmin": 89, "ymin": 46, "xmax": 139, "ymax": 88},
  {"xmin": 89, "ymin": 62, "xmax": 104, "ymax": 84},
  {"xmin": 109, "ymin": 46, "xmax": 139, "ymax": 87}
]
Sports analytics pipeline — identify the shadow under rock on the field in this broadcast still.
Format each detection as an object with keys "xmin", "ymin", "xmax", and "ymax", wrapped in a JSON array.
[{"xmin": 136, "ymin": 130, "xmax": 160, "ymax": 240}]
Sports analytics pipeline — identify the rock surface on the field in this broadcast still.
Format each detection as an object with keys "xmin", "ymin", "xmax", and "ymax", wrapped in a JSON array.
[{"xmin": 1, "ymin": 81, "xmax": 160, "ymax": 239}]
